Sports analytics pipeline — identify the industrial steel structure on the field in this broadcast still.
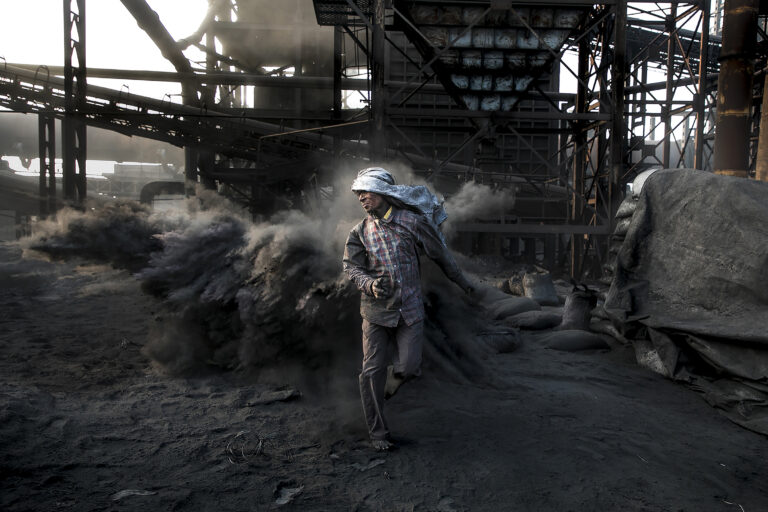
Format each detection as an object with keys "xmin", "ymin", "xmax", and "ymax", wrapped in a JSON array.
[{"xmin": 2, "ymin": 0, "xmax": 767, "ymax": 277}]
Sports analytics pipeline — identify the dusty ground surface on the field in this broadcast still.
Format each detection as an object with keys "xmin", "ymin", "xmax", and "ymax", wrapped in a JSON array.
[{"xmin": 2, "ymin": 240, "xmax": 768, "ymax": 511}]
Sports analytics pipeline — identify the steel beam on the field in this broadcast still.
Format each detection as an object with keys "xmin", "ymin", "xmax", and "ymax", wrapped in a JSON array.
[
  {"xmin": 333, "ymin": 26, "xmax": 344, "ymax": 159},
  {"xmin": 624, "ymin": 74, "xmax": 719, "ymax": 95},
  {"xmin": 120, "ymin": 0, "xmax": 199, "ymax": 101},
  {"xmin": 453, "ymin": 223, "xmax": 611, "ymax": 235},
  {"xmin": 662, "ymin": 3, "xmax": 677, "ymax": 168},
  {"xmin": 694, "ymin": 0, "xmax": 711, "ymax": 170},
  {"xmin": 430, "ymin": 121, "xmax": 489, "ymax": 180},
  {"xmin": 385, "ymin": 108, "xmax": 610, "ymax": 121},
  {"xmin": 570, "ymin": 36, "xmax": 589, "ymax": 279},
  {"xmin": 37, "ymin": 114, "xmax": 56, "ymax": 217},
  {"xmin": 371, "ymin": 0, "xmax": 387, "ymax": 159},
  {"xmin": 611, "ymin": 0, "xmax": 627, "ymax": 200},
  {"xmin": 411, "ymin": 0, "xmax": 607, "ymax": 5},
  {"xmin": 62, "ymin": 0, "xmax": 87, "ymax": 203}
]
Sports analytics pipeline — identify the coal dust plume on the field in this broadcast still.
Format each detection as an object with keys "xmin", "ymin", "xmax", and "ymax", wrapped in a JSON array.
[{"xmin": 22, "ymin": 177, "xmax": 499, "ymax": 381}]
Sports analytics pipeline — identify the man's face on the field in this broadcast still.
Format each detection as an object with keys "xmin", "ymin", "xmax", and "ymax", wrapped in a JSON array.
[{"xmin": 357, "ymin": 191, "xmax": 386, "ymax": 215}]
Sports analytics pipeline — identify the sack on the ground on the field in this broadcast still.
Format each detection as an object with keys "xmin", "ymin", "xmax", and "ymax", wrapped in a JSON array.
[
  {"xmin": 488, "ymin": 296, "xmax": 541, "ymax": 320},
  {"xmin": 522, "ymin": 272, "xmax": 559, "ymax": 306},
  {"xmin": 502, "ymin": 311, "xmax": 562, "ymax": 330},
  {"xmin": 558, "ymin": 287, "xmax": 597, "ymax": 330}
]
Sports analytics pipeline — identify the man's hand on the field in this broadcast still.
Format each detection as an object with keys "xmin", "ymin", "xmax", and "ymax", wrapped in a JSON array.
[{"xmin": 371, "ymin": 275, "xmax": 392, "ymax": 299}]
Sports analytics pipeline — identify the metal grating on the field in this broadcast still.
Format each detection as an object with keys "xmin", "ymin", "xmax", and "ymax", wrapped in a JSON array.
[{"xmin": 312, "ymin": 0, "xmax": 374, "ymax": 26}]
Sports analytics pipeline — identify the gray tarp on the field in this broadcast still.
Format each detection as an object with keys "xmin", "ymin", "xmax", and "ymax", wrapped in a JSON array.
[{"xmin": 604, "ymin": 169, "xmax": 768, "ymax": 434}]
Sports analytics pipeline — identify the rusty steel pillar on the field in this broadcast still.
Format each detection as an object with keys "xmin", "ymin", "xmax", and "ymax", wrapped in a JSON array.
[
  {"xmin": 695, "ymin": 0, "xmax": 711, "ymax": 170},
  {"xmin": 610, "ymin": 0, "xmax": 627, "ymax": 212},
  {"xmin": 662, "ymin": 3, "xmax": 677, "ymax": 168},
  {"xmin": 713, "ymin": 0, "xmax": 759, "ymax": 177},
  {"xmin": 38, "ymin": 115, "xmax": 56, "ymax": 217},
  {"xmin": 756, "ymin": 73, "xmax": 768, "ymax": 181},
  {"xmin": 62, "ymin": 0, "xmax": 87, "ymax": 203}
]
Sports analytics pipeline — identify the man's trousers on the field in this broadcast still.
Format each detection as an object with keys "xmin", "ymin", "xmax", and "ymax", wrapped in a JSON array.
[{"xmin": 358, "ymin": 317, "xmax": 423, "ymax": 441}]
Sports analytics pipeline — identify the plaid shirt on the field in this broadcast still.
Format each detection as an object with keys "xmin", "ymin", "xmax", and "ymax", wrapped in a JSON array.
[{"xmin": 343, "ymin": 206, "xmax": 467, "ymax": 327}]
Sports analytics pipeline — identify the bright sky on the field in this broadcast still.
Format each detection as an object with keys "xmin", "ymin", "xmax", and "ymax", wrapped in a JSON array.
[
  {"xmin": 0, "ymin": 0, "xmax": 209, "ymax": 98},
  {"xmin": 0, "ymin": 0, "xmax": 210, "ymax": 174}
]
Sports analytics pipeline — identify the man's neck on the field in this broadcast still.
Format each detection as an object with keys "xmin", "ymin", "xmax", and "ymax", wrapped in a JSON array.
[{"xmin": 372, "ymin": 203, "xmax": 391, "ymax": 219}]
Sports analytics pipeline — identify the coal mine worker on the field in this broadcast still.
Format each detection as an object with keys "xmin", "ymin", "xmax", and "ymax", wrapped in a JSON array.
[{"xmin": 342, "ymin": 167, "xmax": 474, "ymax": 451}]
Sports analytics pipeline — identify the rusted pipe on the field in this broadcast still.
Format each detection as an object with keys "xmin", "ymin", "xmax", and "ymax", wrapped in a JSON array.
[
  {"xmin": 756, "ymin": 71, "xmax": 768, "ymax": 181},
  {"xmin": 713, "ymin": 0, "xmax": 759, "ymax": 177}
]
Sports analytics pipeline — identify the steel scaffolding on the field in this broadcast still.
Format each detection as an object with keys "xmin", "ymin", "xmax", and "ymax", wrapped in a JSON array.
[
  {"xmin": 315, "ymin": 1, "xmax": 721, "ymax": 277},
  {"xmin": 3, "ymin": 0, "xmax": 758, "ymax": 277}
]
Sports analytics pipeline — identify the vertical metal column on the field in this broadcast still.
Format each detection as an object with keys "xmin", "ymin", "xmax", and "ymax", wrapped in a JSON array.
[
  {"xmin": 570, "ymin": 38, "xmax": 589, "ymax": 279},
  {"xmin": 610, "ymin": 0, "xmax": 627, "ymax": 206},
  {"xmin": 756, "ymin": 73, "xmax": 768, "ymax": 181},
  {"xmin": 662, "ymin": 3, "xmax": 677, "ymax": 168},
  {"xmin": 370, "ymin": 0, "xmax": 386, "ymax": 160},
  {"xmin": 695, "ymin": 0, "xmax": 711, "ymax": 170},
  {"xmin": 713, "ymin": 0, "xmax": 725, "ymax": 35},
  {"xmin": 200, "ymin": 4, "xmax": 218, "ymax": 191},
  {"xmin": 205, "ymin": 6, "xmax": 218, "ymax": 106},
  {"xmin": 640, "ymin": 61, "xmax": 649, "ymax": 148},
  {"xmin": 38, "ymin": 115, "xmax": 56, "ymax": 217},
  {"xmin": 62, "ymin": 0, "xmax": 87, "ymax": 203},
  {"xmin": 713, "ymin": 0, "xmax": 758, "ymax": 177},
  {"xmin": 333, "ymin": 26, "xmax": 343, "ymax": 160}
]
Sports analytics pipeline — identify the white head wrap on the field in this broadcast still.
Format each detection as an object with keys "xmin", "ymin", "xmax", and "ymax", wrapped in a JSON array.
[{"xmin": 351, "ymin": 167, "xmax": 448, "ymax": 227}]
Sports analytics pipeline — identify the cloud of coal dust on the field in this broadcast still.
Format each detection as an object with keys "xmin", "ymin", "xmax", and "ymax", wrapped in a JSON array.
[
  {"xmin": 21, "ymin": 201, "xmax": 167, "ymax": 271},
  {"xmin": 442, "ymin": 181, "xmax": 514, "ymax": 239},
  {"xmin": 137, "ymin": 186, "xmax": 366, "ymax": 375},
  {"xmin": 21, "ymin": 166, "xmax": 505, "ymax": 387}
]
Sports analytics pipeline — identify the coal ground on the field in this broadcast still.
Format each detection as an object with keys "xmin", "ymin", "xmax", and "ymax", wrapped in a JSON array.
[{"xmin": 1, "ymin": 241, "xmax": 767, "ymax": 511}]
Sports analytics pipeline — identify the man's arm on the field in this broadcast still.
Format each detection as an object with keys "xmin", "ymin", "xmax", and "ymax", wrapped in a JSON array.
[
  {"xmin": 343, "ymin": 226, "xmax": 377, "ymax": 296},
  {"xmin": 414, "ymin": 216, "xmax": 474, "ymax": 294}
]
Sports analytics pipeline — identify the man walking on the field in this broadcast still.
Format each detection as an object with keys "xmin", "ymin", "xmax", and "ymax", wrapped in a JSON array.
[{"xmin": 342, "ymin": 167, "xmax": 474, "ymax": 451}]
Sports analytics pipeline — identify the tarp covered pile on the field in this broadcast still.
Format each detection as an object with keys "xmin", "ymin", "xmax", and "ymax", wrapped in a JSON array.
[{"xmin": 604, "ymin": 169, "xmax": 768, "ymax": 434}]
